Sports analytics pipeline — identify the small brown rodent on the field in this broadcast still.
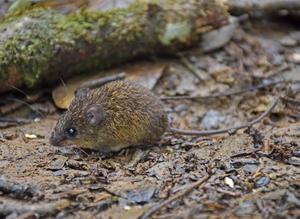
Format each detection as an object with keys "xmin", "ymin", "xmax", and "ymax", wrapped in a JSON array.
[
  {"xmin": 50, "ymin": 80, "xmax": 168, "ymax": 152},
  {"xmin": 50, "ymin": 80, "xmax": 278, "ymax": 152}
]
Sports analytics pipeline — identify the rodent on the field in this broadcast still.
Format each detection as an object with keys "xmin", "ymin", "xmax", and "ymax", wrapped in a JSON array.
[
  {"xmin": 50, "ymin": 80, "xmax": 168, "ymax": 152},
  {"xmin": 49, "ymin": 80, "xmax": 277, "ymax": 152}
]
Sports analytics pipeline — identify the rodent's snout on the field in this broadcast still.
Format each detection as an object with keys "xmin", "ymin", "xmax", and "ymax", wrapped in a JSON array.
[{"xmin": 49, "ymin": 131, "xmax": 64, "ymax": 146}]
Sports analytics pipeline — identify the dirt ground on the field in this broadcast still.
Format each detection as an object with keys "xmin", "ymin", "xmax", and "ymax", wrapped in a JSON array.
[{"xmin": 1, "ymin": 12, "xmax": 300, "ymax": 219}]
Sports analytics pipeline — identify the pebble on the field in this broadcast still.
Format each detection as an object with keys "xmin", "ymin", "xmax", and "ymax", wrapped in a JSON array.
[
  {"xmin": 201, "ymin": 110, "xmax": 225, "ymax": 130},
  {"xmin": 289, "ymin": 53, "xmax": 300, "ymax": 64},
  {"xmin": 243, "ymin": 164, "xmax": 258, "ymax": 175},
  {"xmin": 292, "ymin": 148, "xmax": 300, "ymax": 157},
  {"xmin": 25, "ymin": 133, "xmax": 38, "ymax": 139},
  {"xmin": 280, "ymin": 36, "xmax": 297, "ymax": 47},
  {"xmin": 255, "ymin": 176, "xmax": 270, "ymax": 188},
  {"xmin": 225, "ymin": 177, "xmax": 234, "ymax": 188}
]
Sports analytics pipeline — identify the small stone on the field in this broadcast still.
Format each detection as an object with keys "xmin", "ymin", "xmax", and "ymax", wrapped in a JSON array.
[
  {"xmin": 174, "ymin": 104, "xmax": 189, "ymax": 116},
  {"xmin": 34, "ymin": 118, "xmax": 41, "ymax": 122},
  {"xmin": 124, "ymin": 205, "xmax": 131, "ymax": 210},
  {"xmin": 255, "ymin": 176, "xmax": 270, "ymax": 188},
  {"xmin": 287, "ymin": 157, "xmax": 300, "ymax": 166},
  {"xmin": 269, "ymin": 173, "xmax": 277, "ymax": 180},
  {"xmin": 225, "ymin": 177, "xmax": 234, "ymax": 188},
  {"xmin": 289, "ymin": 53, "xmax": 300, "ymax": 64},
  {"xmin": 243, "ymin": 164, "xmax": 258, "ymax": 175},
  {"xmin": 280, "ymin": 36, "xmax": 297, "ymax": 47},
  {"xmin": 25, "ymin": 133, "xmax": 37, "ymax": 139},
  {"xmin": 292, "ymin": 148, "xmax": 300, "ymax": 157},
  {"xmin": 201, "ymin": 110, "xmax": 225, "ymax": 130},
  {"xmin": 271, "ymin": 54, "xmax": 283, "ymax": 66}
]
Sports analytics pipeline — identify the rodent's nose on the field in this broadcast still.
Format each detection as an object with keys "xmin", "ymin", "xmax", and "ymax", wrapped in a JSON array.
[{"xmin": 49, "ymin": 132, "xmax": 63, "ymax": 146}]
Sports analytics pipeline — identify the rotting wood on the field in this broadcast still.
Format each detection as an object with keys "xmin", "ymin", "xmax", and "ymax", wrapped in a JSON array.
[{"xmin": 0, "ymin": 0, "xmax": 228, "ymax": 92}]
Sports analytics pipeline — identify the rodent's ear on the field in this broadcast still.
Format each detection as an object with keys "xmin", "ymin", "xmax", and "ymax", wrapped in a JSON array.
[
  {"xmin": 75, "ymin": 87, "xmax": 90, "ymax": 99},
  {"xmin": 85, "ymin": 104, "xmax": 105, "ymax": 126}
]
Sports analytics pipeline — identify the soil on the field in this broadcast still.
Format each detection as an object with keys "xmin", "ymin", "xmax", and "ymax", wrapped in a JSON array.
[{"xmin": 0, "ymin": 11, "xmax": 300, "ymax": 219}]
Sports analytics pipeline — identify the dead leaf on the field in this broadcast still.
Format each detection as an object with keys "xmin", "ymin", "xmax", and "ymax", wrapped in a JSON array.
[
  {"xmin": 94, "ymin": 192, "xmax": 112, "ymax": 202},
  {"xmin": 106, "ymin": 179, "xmax": 157, "ymax": 203},
  {"xmin": 47, "ymin": 155, "xmax": 68, "ymax": 170},
  {"xmin": 52, "ymin": 61, "xmax": 166, "ymax": 109},
  {"xmin": 201, "ymin": 17, "xmax": 238, "ymax": 53}
]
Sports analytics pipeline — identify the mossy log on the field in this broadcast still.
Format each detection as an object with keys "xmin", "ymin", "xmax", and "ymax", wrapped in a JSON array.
[{"xmin": 0, "ymin": 0, "xmax": 228, "ymax": 92}]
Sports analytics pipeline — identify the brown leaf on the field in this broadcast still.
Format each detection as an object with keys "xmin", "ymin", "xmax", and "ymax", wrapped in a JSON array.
[{"xmin": 52, "ymin": 61, "xmax": 166, "ymax": 109}]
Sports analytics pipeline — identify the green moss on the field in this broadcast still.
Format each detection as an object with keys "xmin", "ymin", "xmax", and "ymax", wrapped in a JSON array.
[
  {"xmin": 0, "ymin": 0, "xmax": 228, "ymax": 88},
  {"xmin": 0, "ymin": 8, "xmax": 56, "ymax": 87},
  {"xmin": 159, "ymin": 22, "xmax": 192, "ymax": 45}
]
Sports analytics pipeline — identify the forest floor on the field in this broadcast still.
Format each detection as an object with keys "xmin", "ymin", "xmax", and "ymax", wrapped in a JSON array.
[{"xmin": 0, "ymin": 10, "xmax": 300, "ymax": 219}]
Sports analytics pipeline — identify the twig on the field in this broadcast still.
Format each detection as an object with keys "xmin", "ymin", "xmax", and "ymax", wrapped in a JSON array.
[
  {"xmin": 0, "ymin": 117, "xmax": 32, "ymax": 124},
  {"xmin": 6, "ymin": 97, "xmax": 45, "ymax": 117},
  {"xmin": 170, "ymin": 96, "xmax": 280, "ymax": 136},
  {"xmin": 204, "ymin": 185, "xmax": 241, "ymax": 197},
  {"xmin": 140, "ymin": 174, "xmax": 211, "ymax": 219},
  {"xmin": 0, "ymin": 177, "xmax": 43, "ymax": 200},
  {"xmin": 0, "ymin": 199, "xmax": 70, "ymax": 217},
  {"xmin": 80, "ymin": 72, "xmax": 126, "ymax": 89},
  {"xmin": 160, "ymin": 80, "xmax": 288, "ymax": 101},
  {"xmin": 281, "ymin": 96, "xmax": 300, "ymax": 107},
  {"xmin": 5, "ymin": 83, "xmax": 29, "ymax": 97},
  {"xmin": 230, "ymin": 150, "xmax": 260, "ymax": 158},
  {"xmin": 0, "ymin": 101, "xmax": 24, "ymax": 115},
  {"xmin": 178, "ymin": 53, "xmax": 208, "ymax": 81}
]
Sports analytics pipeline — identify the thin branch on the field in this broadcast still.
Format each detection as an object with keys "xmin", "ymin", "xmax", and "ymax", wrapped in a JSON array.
[
  {"xmin": 204, "ymin": 185, "xmax": 241, "ymax": 197},
  {"xmin": 281, "ymin": 96, "xmax": 300, "ymax": 107},
  {"xmin": 140, "ymin": 174, "xmax": 211, "ymax": 219},
  {"xmin": 170, "ymin": 96, "xmax": 280, "ymax": 136},
  {"xmin": 6, "ymin": 97, "xmax": 45, "ymax": 118},
  {"xmin": 5, "ymin": 83, "xmax": 29, "ymax": 97},
  {"xmin": 0, "ymin": 117, "xmax": 32, "ymax": 124},
  {"xmin": 178, "ymin": 53, "xmax": 208, "ymax": 81},
  {"xmin": 160, "ymin": 80, "xmax": 287, "ymax": 101}
]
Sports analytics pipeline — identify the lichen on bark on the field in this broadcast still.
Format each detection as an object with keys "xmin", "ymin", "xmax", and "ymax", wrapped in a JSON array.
[{"xmin": 0, "ymin": 0, "xmax": 228, "ymax": 90}]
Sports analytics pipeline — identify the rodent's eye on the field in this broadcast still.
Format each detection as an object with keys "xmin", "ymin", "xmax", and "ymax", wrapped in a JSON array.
[{"xmin": 65, "ymin": 127, "xmax": 77, "ymax": 137}]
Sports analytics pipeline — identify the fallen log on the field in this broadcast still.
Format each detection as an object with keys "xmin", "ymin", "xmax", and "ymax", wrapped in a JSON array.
[{"xmin": 0, "ymin": 0, "xmax": 228, "ymax": 92}]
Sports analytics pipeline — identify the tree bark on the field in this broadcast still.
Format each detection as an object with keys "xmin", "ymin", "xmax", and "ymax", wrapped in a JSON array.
[{"xmin": 0, "ymin": 0, "xmax": 228, "ymax": 92}]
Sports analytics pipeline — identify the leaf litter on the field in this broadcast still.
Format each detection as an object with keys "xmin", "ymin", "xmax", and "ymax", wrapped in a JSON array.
[{"xmin": 0, "ymin": 14, "xmax": 300, "ymax": 219}]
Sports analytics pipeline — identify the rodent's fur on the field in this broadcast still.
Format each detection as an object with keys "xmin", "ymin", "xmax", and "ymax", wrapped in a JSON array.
[
  {"xmin": 50, "ymin": 80, "xmax": 279, "ymax": 152},
  {"xmin": 50, "ymin": 80, "xmax": 168, "ymax": 152}
]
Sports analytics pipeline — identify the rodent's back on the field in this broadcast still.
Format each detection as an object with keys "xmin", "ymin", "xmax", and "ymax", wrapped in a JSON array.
[{"xmin": 85, "ymin": 80, "xmax": 168, "ymax": 151}]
